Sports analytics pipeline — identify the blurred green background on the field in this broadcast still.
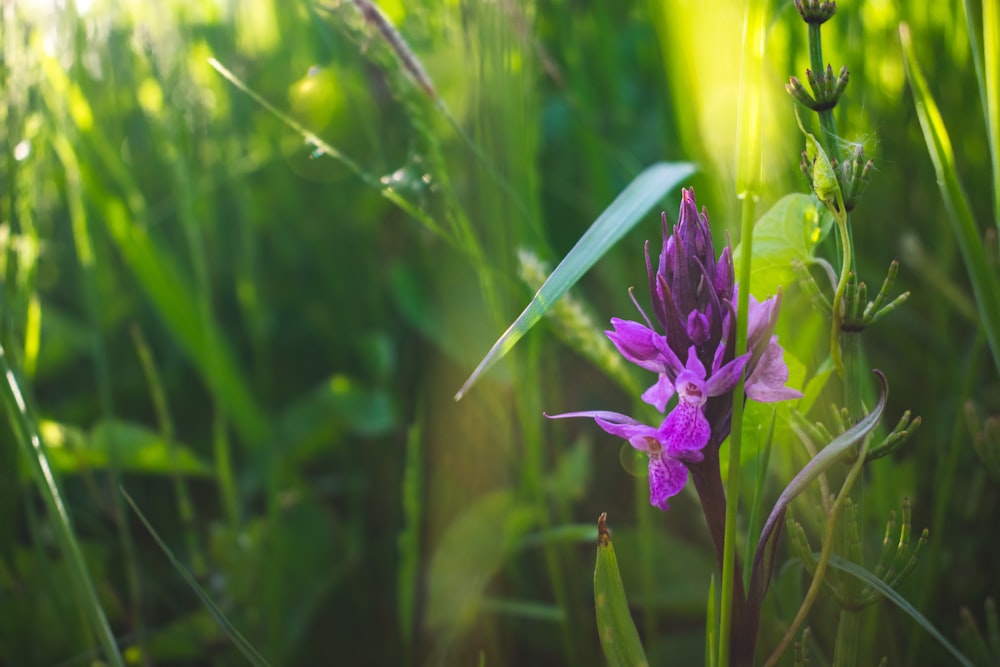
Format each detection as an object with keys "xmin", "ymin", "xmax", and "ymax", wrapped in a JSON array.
[{"xmin": 1, "ymin": 0, "xmax": 997, "ymax": 665}]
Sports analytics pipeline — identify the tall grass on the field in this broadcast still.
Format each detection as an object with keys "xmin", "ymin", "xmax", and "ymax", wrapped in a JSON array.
[{"xmin": 0, "ymin": 0, "xmax": 996, "ymax": 665}]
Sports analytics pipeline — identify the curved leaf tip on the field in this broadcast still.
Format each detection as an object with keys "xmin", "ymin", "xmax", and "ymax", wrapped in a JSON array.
[{"xmin": 455, "ymin": 161, "xmax": 696, "ymax": 401}]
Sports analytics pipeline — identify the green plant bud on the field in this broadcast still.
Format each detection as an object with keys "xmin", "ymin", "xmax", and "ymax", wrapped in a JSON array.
[{"xmin": 794, "ymin": 0, "xmax": 838, "ymax": 24}]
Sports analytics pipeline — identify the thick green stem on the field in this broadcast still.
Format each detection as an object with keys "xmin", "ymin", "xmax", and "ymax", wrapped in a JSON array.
[
  {"xmin": 808, "ymin": 23, "xmax": 839, "ymax": 159},
  {"xmin": 832, "ymin": 608, "xmax": 862, "ymax": 667},
  {"xmin": 842, "ymin": 332, "xmax": 865, "ymax": 419}
]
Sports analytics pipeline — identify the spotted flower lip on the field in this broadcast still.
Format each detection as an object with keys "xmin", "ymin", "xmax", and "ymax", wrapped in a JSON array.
[{"xmin": 547, "ymin": 188, "xmax": 802, "ymax": 511}]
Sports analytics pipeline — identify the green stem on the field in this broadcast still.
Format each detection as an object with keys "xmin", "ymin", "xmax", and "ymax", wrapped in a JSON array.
[
  {"xmin": 832, "ymin": 608, "xmax": 862, "ymax": 667},
  {"xmin": 841, "ymin": 331, "xmax": 865, "ymax": 419},
  {"xmin": 214, "ymin": 413, "xmax": 240, "ymax": 527},
  {"xmin": 719, "ymin": 193, "xmax": 756, "ymax": 667},
  {"xmin": 764, "ymin": 426, "xmax": 874, "ymax": 667},
  {"xmin": 808, "ymin": 22, "xmax": 839, "ymax": 159},
  {"xmin": 131, "ymin": 325, "xmax": 205, "ymax": 575},
  {"xmin": 0, "ymin": 340, "xmax": 125, "ymax": 667},
  {"xmin": 830, "ymin": 208, "xmax": 852, "ymax": 377}
]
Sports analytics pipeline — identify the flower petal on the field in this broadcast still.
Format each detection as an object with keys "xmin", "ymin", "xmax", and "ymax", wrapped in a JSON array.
[
  {"xmin": 647, "ymin": 453, "xmax": 688, "ymax": 510},
  {"xmin": 686, "ymin": 309, "xmax": 711, "ymax": 345},
  {"xmin": 606, "ymin": 319, "xmax": 665, "ymax": 372},
  {"xmin": 544, "ymin": 410, "xmax": 661, "ymax": 452},
  {"xmin": 683, "ymin": 345, "xmax": 707, "ymax": 380},
  {"xmin": 745, "ymin": 336, "xmax": 803, "ymax": 403},
  {"xmin": 641, "ymin": 373, "xmax": 675, "ymax": 413},
  {"xmin": 704, "ymin": 352, "xmax": 749, "ymax": 397},
  {"xmin": 659, "ymin": 400, "xmax": 710, "ymax": 460}
]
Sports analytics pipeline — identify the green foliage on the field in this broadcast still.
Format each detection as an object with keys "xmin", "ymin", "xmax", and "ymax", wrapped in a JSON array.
[
  {"xmin": 594, "ymin": 514, "xmax": 648, "ymax": 667},
  {"xmin": 0, "ymin": 1, "xmax": 997, "ymax": 665}
]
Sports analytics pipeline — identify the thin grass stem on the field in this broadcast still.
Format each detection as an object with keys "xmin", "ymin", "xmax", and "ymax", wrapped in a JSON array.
[{"xmin": 0, "ymin": 340, "xmax": 125, "ymax": 667}]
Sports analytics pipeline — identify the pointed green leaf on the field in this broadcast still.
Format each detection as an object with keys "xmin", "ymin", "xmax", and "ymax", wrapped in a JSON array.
[
  {"xmin": 595, "ymin": 513, "xmax": 648, "ymax": 667},
  {"xmin": 983, "ymin": 0, "xmax": 1000, "ymax": 234},
  {"xmin": 900, "ymin": 23, "xmax": 1000, "ymax": 380},
  {"xmin": 455, "ymin": 161, "xmax": 695, "ymax": 400}
]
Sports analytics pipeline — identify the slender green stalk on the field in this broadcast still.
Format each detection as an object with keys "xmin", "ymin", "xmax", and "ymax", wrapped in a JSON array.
[
  {"xmin": 764, "ymin": 429, "xmax": 874, "ymax": 667},
  {"xmin": 707, "ymin": 575, "xmax": 719, "ymax": 667},
  {"xmin": 983, "ymin": 0, "xmax": 1000, "ymax": 233},
  {"xmin": 721, "ymin": 1, "xmax": 765, "ymax": 662},
  {"xmin": 130, "ymin": 324, "xmax": 205, "ymax": 575},
  {"xmin": 807, "ymin": 23, "xmax": 839, "ymax": 159},
  {"xmin": 829, "ymin": 206, "xmax": 852, "ymax": 377},
  {"xmin": 0, "ymin": 340, "xmax": 125, "ymax": 667},
  {"xmin": 214, "ymin": 412, "xmax": 240, "ymax": 528},
  {"xmin": 962, "ymin": 0, "xmax": 989, "ymax": 124},
  {"xmin": 720, "ymin": 194, "xmax": 755, "ymax": 667}
]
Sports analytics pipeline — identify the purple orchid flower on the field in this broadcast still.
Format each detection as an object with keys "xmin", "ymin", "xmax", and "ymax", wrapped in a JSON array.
[{"xmin": 548, "ymin": 188, "xmax": 802, "ymax": 510}]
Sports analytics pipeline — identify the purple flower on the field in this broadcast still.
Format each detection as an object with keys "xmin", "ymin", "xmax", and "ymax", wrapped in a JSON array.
[{"xmin": 548, "ymin": 189, "xmax": 802, "ymax": 510}]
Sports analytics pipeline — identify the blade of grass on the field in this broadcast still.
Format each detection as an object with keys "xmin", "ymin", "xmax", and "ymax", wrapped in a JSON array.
[
  {"xmin": 899, "ymin": 22, "xmax": 1000, "ymax": 379},
  {"xmin": 130, "ymin": 324, "xmax": 205, "ymax": 576},
  {"xmin": 121, "ymin": 488, "xmax": 274, "ymax": 667},
  {"xmin": 454, "ymin": 160, "xmax": 695, "ymax": 400},
  {"xmin": 984, "ymin": 0, "xmax": 1000, "ymax": 232},
  {"xmin": 826, "ymin": 556, "xmax": 974, "ymax": 667},
  {"xmin": 0, "ymin": 340, "xmax": 125, "ymax": 667},
  {"xmin": 37, "ymin": 50, "xmax": 268, "ymax": 452}
]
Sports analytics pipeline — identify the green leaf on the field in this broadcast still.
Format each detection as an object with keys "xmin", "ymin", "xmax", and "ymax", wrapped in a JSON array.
[
  {"xmin": 900, "ymin": 23, "xmax": 1000, "ymax": 380},
  {"xmin": 455, "ymin": 161, "xmax": 696, "ymax": 400},
  {"xmin": 0, "ymin": 342, "xmax": 125, "ymax": 667},
  {"xmin": 826, "ymin": 557, "xmax": 974, "ymax": 667},
  {"xmin": 594, "ymin": 514, "xmax": 648, "ymax": 667},
  {"xmin": 425, "ymin": 491, "xmax": 536, "ymax": 635},
  {"xmin": 122, "ymin": 489, "xmax": 274, "ymax": 667},
  {"xmin": 732, "ymin": 193, "xmax": 833, "ymax": 299},
  {"xmin": 36, "ymin": 419, "xmax": 211, "ymax": 476},
  {"xmin": 983, "ymin": 0, "xmax": 1000, "ymax": 235},
  {"xmin": 274, "ymin": 373, "xmax": 395, "ymax": 462}
]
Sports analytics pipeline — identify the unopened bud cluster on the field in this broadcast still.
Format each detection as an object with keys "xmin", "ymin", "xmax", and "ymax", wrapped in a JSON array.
[
  {"xmin": 834, "ymin": 144, "xmax": 874, "ymax": 211},
  {"xmin": 787, "ymin": 65, "xmax": 849, "ymax": 112},
  {"xmin": 794, "ymin": 0, "xmax": 837, "ymax": 24}
]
